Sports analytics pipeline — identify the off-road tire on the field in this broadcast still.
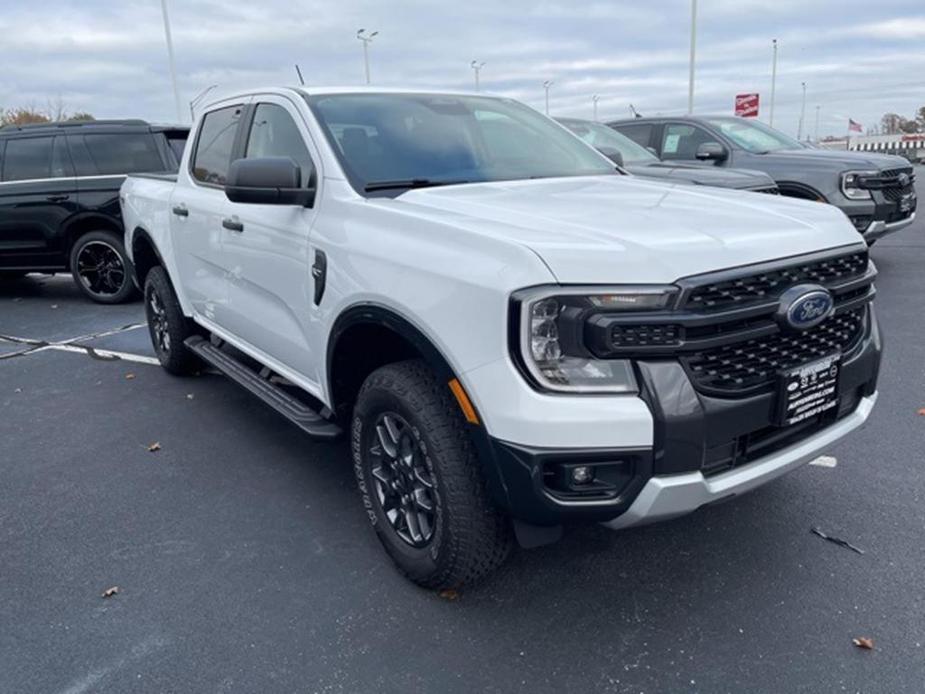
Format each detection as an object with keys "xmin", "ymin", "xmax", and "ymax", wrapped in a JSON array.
[
  {"xmin": 144, "ymin": 266, "xmax": 199, "ymax": 376},
  {"xmin": 352, "ymin": 359, "xmax": 512, "ymax": 589},
  {"xmin": 69, "ymin": 230, "xmax": 139, "ymax": 304}
]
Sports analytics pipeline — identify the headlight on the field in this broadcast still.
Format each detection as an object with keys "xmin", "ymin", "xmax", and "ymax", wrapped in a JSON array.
[
  {"xmin": 841, "ymin": 171, "xmax": 876, "ymax": 201},
  {"xmin": 516, "ymin": 286, "xmax": 678, "ymax": 394}
]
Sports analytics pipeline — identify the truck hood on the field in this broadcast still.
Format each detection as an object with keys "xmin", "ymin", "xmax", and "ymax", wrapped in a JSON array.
[
  {"xmin": 626, "ymin": 162, "xmax": 774, "ymax": 189},
  {"xmin": 389, "ymin": 175, "xmax": 863, "ymax": 284},
  {"xmin": 756, "ymin": 148, "xmax": 910, "ymax": 171}
]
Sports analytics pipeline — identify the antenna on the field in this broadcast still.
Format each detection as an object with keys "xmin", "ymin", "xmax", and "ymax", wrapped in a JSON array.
[
  {"xmin": 629, "ymin": 104, "xmax": 642, "ymax": 119},
  {"xmin": 295, "ymin": 64, "xmax": 305, "ymax": 85}
]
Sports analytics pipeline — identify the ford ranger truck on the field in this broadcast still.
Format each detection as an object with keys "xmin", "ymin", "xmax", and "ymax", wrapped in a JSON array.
[
  {"xmin": 609, "ymin": 115, "xmax": 915, "ymax": 244},
  {"xmin": 121, "ymin": 88, "xmax": 881, "ymax": 589}
]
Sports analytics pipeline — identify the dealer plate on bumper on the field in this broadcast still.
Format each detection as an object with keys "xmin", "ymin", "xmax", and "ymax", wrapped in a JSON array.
[{"xmin": 777, "ymin": 354, "xmax": 841, "ymax": 427}]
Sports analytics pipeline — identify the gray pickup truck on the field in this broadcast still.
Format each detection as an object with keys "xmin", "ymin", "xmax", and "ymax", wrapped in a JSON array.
[{"xmin": 610, "ymin": 115, "xmax": 916, "ymax": 244}]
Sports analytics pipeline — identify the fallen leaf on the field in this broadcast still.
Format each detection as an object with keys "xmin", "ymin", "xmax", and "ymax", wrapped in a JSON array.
[
  {"xmin": 101, "ymin": 586, "xmax": 119, "ymax": 598},
  {"xmin": 918, "ymin": 408, "xmax": 925, "ymax": 416},
  {"xmin": 50, "ymin": 304, "xmax": 58, "ymax": 309},
  {"xmin": 147, "ymin": 442, "xmax": 162, "ymax": 453},
  {"xmin": 438, "ymin": 589, "xmax": 459, "ymax": 601},
  {"xmin": 853, "ymin": 637, "xmax": 874, "ymax": 650},
  {"xmin": 14, "ymin": 387, "xmax": 22, "ymax": 393},
  {"xmin": 186, "ymin": 393, "xmax": 194, "ymax": 400},
  {"xmin": 125, "ymin": 373, "xmax": 135, "ymax": 380}
]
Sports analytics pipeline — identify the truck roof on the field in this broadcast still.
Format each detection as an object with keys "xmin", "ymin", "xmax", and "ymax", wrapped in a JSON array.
[{"xmin": 0, "ymin": 119, "xmax": 189, "ymax": 135}]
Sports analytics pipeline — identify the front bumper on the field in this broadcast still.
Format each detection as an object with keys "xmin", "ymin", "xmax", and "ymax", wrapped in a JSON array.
[
  {"xmin": 603, "ymin": 392, "xmax": 876, "ymax": 530},
  {"xmin": 476, "ymin": 306, "xmax": 881, "ymax": 528},
  {"xmin": 863, "ymin": 212, "xmax": 915, "ymax": 242}
]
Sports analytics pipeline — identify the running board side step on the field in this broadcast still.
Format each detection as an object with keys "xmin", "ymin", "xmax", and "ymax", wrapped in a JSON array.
[{"xmin": 184, "ymin": 336, "xmax": 342, "ymax": 440}]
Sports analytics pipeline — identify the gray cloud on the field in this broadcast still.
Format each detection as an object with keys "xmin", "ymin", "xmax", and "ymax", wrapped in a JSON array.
[{"xmin": 1, "ymin": 0, "xmax": 922, "ymax": 138}]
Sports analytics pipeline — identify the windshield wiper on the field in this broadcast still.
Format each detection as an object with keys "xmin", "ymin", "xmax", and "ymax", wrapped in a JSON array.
[{"xmin": 363, "ymin": 178, "xmax": 472, "ymax": 192}]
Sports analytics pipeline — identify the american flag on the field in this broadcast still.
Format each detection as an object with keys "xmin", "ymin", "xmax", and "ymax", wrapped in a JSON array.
[{"xmin": 848, "ymin": 119, "xmax": 863, "ymax": 133}]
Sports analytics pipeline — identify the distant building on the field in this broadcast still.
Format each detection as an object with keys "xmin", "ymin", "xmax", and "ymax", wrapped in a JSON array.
[{"xmin": 817, "ymin": 133, "xmax": 925, "ymax": 162}]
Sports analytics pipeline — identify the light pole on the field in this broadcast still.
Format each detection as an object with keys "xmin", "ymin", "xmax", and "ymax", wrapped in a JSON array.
[
  {"xmin": 797, "ymin": 81, "xmax": 807, "ymax": 140},
  {"xmin": 769, "ymin": 38, "xmax": 778, "ymax": 126},
  {"xmin": 356, "ymin": 29, "xmax": 378, "ymax": 85},
  {"xmin": 543, "ymin": 80, "xmax": 553, "ymax": 115},
  {"xmin": 814, "ymin": 105, "xmax": 820, "ymax": 143},
  {"xmin": 688, "ymin": 0, "xmax": 698, "ymax": 114},
  {"xmin": 592, "ymin": 94, "xmax": 600, "ymax": 122},
  {"xmin": 159, "ymin": 0, "xmax": 183, "ymax": 122},
  {"xmin": 470, "ymin": 61, "xmax": 485, "ymax": 91}
]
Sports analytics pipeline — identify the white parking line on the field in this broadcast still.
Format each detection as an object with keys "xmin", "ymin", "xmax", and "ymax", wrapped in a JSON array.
[
  {"xmin": 809, "ymin": 455, "xmax": 838, "ymax": 468},
  {"xmin": 40, "ymin": 343, "xmax": 161, "ymax": 365},
  {"xmin": 0, "ymin": 324, "xmax": 159, "ymax": 366}
]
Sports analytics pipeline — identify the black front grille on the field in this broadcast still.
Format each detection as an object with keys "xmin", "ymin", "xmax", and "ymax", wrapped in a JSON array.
[
  {"xmin": 876, "ymin": 167, "xmax": 914, "ymax": 202},
  {"xmin": 682, "ymin": 308, "xmax": 865, "ymax": 394},
  {"xmin": 610, "ymin": 324, "xmax": 681, "ymax": 348},
  {"xmin": 683, "ymin": 250, "xmax": 868, "ymax": 313}
]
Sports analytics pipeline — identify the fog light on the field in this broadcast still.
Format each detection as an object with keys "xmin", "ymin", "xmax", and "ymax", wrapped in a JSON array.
[{"xmin": 571, "ymin": 466, "xmax": 594, "ymax": 485}]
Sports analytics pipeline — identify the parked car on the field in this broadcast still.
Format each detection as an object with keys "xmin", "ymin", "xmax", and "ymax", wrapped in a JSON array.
[
  {"xmin": 609, "ymin": 115, "xmax": 916, "ymax": 243},
  {"xmin": 122, "ymin": 88, "xmax": 880, "ymax": 588},
  {"xmin": 0, "ymin": 119, "xmax": 189, "ymax": 302},
  {"xmin": 557, "ymin": 117, "xmax": 778, "ymax": 193}
]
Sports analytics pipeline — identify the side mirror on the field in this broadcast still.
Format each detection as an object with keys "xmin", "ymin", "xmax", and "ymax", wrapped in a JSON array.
[
  {"xmin": 225, "ymin": 157, "xmax": 315, "ymax": 206},
  {"xmin": 596, "ymin": 147, "xmax": 624, "ymax": 167},
  {"xmin": 695, "ymin": 142, "xmax": 728, "ymax": 162}
]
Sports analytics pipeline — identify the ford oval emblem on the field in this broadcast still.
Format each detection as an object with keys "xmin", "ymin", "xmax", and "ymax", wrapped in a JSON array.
[{"xmin": 776, "ymin": 285, "xmax": 834, "ymax": 331}]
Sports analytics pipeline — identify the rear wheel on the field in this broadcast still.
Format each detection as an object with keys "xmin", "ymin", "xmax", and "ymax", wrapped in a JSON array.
[
  {"xmin": 69, "ymin": 230, "xmax": 138, "ymax": 304},
  {"xmin": 352, "ymin": 360, "xmax": 512, "ymax": 589},
  {"xmin": 144, "ymin": 266, "xmax": 199, "ymax": 376}
]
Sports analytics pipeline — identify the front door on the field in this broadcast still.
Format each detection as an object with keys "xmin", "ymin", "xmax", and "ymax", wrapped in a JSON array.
[
  {"xmin": 0, "ymin": 134, "xmax": 78, "ymax": 270},
  {"xmin": 219, "ymin": 96, "xmax": 322, "ymax": 386}
]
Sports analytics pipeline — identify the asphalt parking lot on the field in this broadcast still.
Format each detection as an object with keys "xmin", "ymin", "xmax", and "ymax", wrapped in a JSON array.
[{"xmin": 2, "ymin": 177, "xmax": 924, "ymax": 693}]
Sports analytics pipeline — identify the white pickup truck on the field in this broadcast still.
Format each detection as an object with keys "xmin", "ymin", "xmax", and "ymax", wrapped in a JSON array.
[{"xmin": 121, "ymin": 87, "xmax": 881, "ymax": 588}]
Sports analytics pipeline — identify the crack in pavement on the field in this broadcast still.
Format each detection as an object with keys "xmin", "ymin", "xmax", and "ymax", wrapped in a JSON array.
[{"xmin": 0, "ymin": 322, "xmax": 158, "ymax": 365}]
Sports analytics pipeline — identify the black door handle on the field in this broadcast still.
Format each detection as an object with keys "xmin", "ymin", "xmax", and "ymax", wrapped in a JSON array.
[
  {"xmin": 46, "ymin": 194, "xmax": 69, "ymax": 202},
  {"xmin": 222, "ymin": 217, "xmax": 244, "ymax": 232},
  {"xmin": 172, "ymin": 205, "xmax": 189, "ymax": 217}
]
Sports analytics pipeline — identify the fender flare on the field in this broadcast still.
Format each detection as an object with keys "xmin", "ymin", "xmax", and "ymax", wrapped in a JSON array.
[{"xmin": 327, "ymin": 303, "xmax": 513, "ymax": 512}]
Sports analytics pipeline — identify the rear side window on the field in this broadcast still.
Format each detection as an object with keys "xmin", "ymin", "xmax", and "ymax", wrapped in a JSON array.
[
  {"xmin": 2, "ymin": 136, "xmax": 54, "ymax": 181},
  {"xmin": 614, "ymin": 123, "xmax": 653, "ymax": 148},
  {"xmin": 244, "ymin": 103, "xmax": 315, "ymax": 186},
  {"xmin": 81, "ymin": 133, "xmax": 165, "ymax": 175},
  {"xmin": 192, "ymin": 105, "xmax": 243, "ymax": 185}
]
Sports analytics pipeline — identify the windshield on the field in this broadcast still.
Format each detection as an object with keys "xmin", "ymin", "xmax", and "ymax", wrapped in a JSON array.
[
  {"xmin": 305, "ymin": 93, "xmax": 616, "ymax": 194},
  {"xmin": 704, "ymin": 117, "xmax": 805, "ymax": 153},
  {"xmin": 557, "ymin": 119, "xmax": 658, "ymax": 165}
]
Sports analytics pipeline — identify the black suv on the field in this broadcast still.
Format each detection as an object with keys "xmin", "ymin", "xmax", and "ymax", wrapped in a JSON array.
[
  {"xmin": 0, "ymin": 120, "xmax": 188, "ymax": 302},
  {"xmin": 610, "ymin": 116, "xmax": 916, "ymax": 244}
]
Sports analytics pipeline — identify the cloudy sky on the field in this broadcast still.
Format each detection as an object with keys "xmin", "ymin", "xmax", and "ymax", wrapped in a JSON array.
[{"xmin": 2, "ymin": 0, "xmax": 923, "ymax": 137}]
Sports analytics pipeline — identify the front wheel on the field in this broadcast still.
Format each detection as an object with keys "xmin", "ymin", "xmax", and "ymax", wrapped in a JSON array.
[
  {"xmin": 352, "ymin": 360, "xmax": 512, "ymax": 589},
  {"xmin": 144, "ymin": 266, "xmax": 200, "ymax": 376},
  {"xmin": 69, "ymin": 231, "xmax": 138, "ymax": 304}
]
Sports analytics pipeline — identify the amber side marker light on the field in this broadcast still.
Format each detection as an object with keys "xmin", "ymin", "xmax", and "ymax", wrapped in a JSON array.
[{"xmin": 448, "ymin": 378, "xmax": 480, "ymax": 425}]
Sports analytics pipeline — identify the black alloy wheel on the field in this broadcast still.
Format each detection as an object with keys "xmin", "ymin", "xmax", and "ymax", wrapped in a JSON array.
[
  {"xmin": 69, "ymin": 231, "xmax": 138, "ymax": 304},
  {"xmin": 368, "ymin": 412, "xmax": 438, "ymax": 548}
]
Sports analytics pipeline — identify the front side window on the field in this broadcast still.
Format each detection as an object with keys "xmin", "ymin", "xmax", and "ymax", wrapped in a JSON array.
[
  {"xmin": 306, "ymin": 93, "xmax": 615, "ymax": 194},
  {"xmin": 192, "ymin": 105, "xmax": 243, "ymax": 185},
  {"xmin": 245, "ymin": 103, "xmax": 315, "ymax": 187},
  {"xmin": 2, "ymin": 136, "xmax": 53, "ymax": 181},
  {"xmin": 660, "ymin": 123, "xmax": 717, "ymax": 161},
  {"xmin": 82, "ymin": 133, "xmax": 165, "ymax": 175},
  {"xmin": 704, "ymin": 117, "xmax": 804, "ymax": 153}
]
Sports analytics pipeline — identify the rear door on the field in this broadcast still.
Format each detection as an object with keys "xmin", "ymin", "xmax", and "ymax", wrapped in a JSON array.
[
  {"xmin": 69, "ymin": 129, "xmax": 171, "ymax": 220},
  {"xmin": 0, "ymin": 134, "xmax": 78, "ymax": 269},
  {"xmin": 219, "ymin": 96, "xmax": 322, "ymax": 382},
  {"xmin": 171, "ymin": 101, "xmax": 247, "ymax": 324}
]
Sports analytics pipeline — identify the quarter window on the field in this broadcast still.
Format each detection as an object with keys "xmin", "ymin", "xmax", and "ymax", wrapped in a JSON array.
[
  {"xmin": 192, "ymin": 105, "xmax": 243, "ymax": 185},
  {"xmin": 81, "ymin": 133, "xmax": 164, "ymax": 175},
  {"xmin": 245, "ymin": 103, "xmax": 315, "ymax": 187},
  {"xmin": 615, "ymin": 123, "xmax": 653, "ymax": 148},
  {"xmin": 1, "ymin": 137, "xmax": 54, "ymax": 181}
]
